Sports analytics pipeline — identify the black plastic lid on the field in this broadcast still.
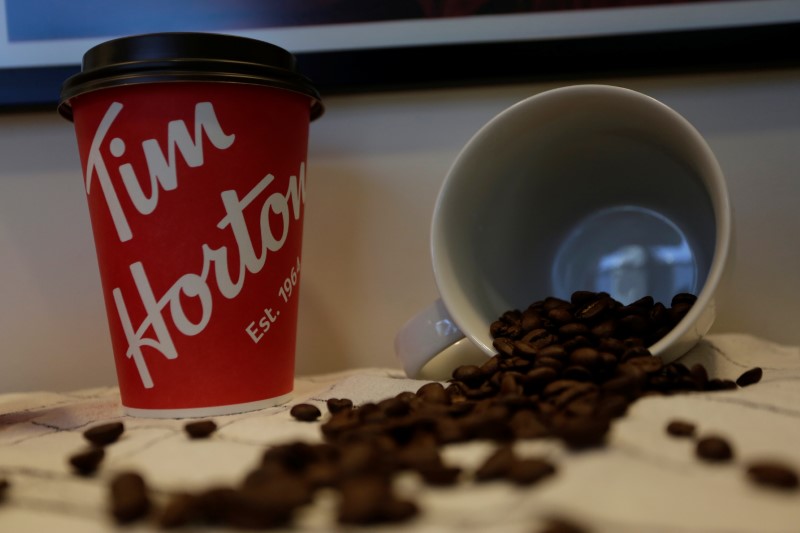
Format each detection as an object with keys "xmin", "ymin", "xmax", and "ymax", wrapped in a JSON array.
[{"xmin": 58, "ymin": 32, "xmax": 323, "ymax": 121}]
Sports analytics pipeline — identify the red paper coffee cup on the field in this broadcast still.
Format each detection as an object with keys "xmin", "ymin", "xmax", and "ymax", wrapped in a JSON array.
[{"xmin": 58, "ymin": 33, "xmax": 323, "ymax": 417}]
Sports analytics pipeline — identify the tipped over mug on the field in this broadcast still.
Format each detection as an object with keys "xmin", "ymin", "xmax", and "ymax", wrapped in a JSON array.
[{"xmin": 395, "ymin": 85, "xmax": 731, "ymax": 380}]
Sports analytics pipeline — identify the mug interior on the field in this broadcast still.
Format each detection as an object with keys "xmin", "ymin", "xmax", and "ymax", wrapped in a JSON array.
[{"xmin": 433, "ymin": 85, "xmax": 726, "ymax": 355}]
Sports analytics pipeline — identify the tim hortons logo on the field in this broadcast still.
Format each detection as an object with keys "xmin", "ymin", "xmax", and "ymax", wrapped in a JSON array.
[{"xmin": 85, "ymin": 102, "xmax": 305, "ymax": 388}]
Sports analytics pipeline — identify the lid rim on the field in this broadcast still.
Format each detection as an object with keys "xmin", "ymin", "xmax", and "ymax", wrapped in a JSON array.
[
  {"xmin": 59, "ymin": 32, "xmax": 323, "ymax": 121},
  {"xmin": 58, "ymin": 77, "xmax": 323, "ymax": 122}
]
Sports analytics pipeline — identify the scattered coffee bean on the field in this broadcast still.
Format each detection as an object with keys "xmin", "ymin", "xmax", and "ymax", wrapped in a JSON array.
[
  {"xmin": 290, "ymin": 403, "xmax": 322, "ymax": 422},
  {"xmin": 326, "ymin": 398, "xmax": 354, "ymax": 414},
  {"xmin": 507, "ymin": 457, "xmax": 556, "ymax": 486},
  {"xmin": 184, "ymin": 420, "xmax": 217, "ymax": 439},
  {"xmin": 110, "ymin": 472, "xmax": 150, "ymax": 524},
  {"xmin": 158, "ymin": 492, "xmax": 199, "ymax": 528},
  {"xmin": 539, "ymin": 517, "xmax": 590, "ymax": 533},
  {"xmin": 745, "ymin": 461, "xmax": 799, "ymax": 490},
  {"xmin": 69, "ymin": 447, "xmax": 105, "ymax": 476},
  {"xmin": 666, "ymin": 420, "xmax": 696, "ymax": 438},
  {"xmin": 475, "ymin": 446, "xmax": 515, "ymax": 482},
  {"xmin": 735, "ymin": 367, "xmax": 763, "ymax": 387},
  {"xmin": 696, "ymin": 435, "xmax": 734, "ymax": 462},
  {"xmin": 0, "ymin": 478, "xmax": 9, "ymax": 503},
  {"xmin": 337, "ymin": 475, "xmax": 418, "ymax": 525},
  {"xmin": 83, "ymin": 421, "xmax": 125, "ymax": 446}
]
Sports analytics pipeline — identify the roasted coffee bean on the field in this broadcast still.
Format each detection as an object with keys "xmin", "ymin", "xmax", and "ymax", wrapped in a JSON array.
[
  {"xmin": 746, "ymin": 461, "xmax": 799, "ymax": 490},
  {"xmin": 475, "ymin": 446, "xmax": 515, "ymax": 481},
  {"xmin": 110, "ymin": 472, "xmax": 150, "ymax": 524},
  {"xmin": 539, "ymin": 517, "xmax": 590, "ymax": 533},
  {"xmin": 184, "ymin": 420, "xmax": 218, "ymax": 438},
  {"xmin": 0, "ymin": 478, "xmax": 8, "ymax": 503},
  {"xmin": 83, "ymin": 421, "xmax": 125, "ymax": 446},
  {"xmin": 562, "ymin": 365, "xmax": 593, "ymax": 382},
  {"xmin": 706, "ymin": 378, "xmax": 738, "ymax": 391},
  {"xmin": 337, "ymin": 475, "xmax": 418, "ymax": 525},
  {"xmin": 417, "ymin": 382, "xmax": 449, "ymax": 404},
  {"xmin": 290, "ymin": 403, "xmax": 322, "ymax": 422},
  {"xmin": 735, "ymin": 367, "xmax": 763, "ymax": 387},
  {"xmin": 696, "ymin": 435, "xmax": 734, "ymax": 462},
  {"xmin": 356, "ymin": 402, "xmax": 385, "ymax": 423},
  {"xmin": 550, "ymin": 414, "xmax": 610, "ymax": 449},
  {"xmin": 623, "ymin": 355, "xmax": 663, "ymax": 374},
  {"xmin": 452, "ymin": 364, "xmax": 485, "ymax": 387},
  {"xmin": 493, "ymin": 337, "xmax": 516, "ymax": 357},
  {"xmin": 666, "ymin": 420, "xmax": 696, "ymax": 437},
  {"xmin": 569, "ymin": 347, "xmax": 601, "ymax": 368},
  {"xmin": 507, "ymin": 457, "xmax": 556, "ymax": 486},
  {"xmin": 417, "ymin": 463, "xmax": 462, "ymax": 486},
  {"xmin": 547, "ymin": 307, "xmax": 574, "ymax": 324},
  {"xmin": 159, "ymin": 493, "xmax": 200, "ymax": 528},
  {"xmin": 526, "ymin": 366, "xmax": 559, "ymax": 390},
  {"xmin": 69, "ymin": 446, "xmax": 105, "ymax": 475},
  {"xmin": 689, "ymin": 363, "xmax": 709, "ymax": 387},
  {"xmin": 326, "ymin": 398, "xmax": 354, "ymax": 414},
  {"xmin": 213, "ymin": 486, "xmax": 298, "ymax": 529},
  {"xmin": 573, "ymin": 298, "xmax": 605, "ymax": 321},
  {"xmin": 671, "ymin": 292, "xmax": 697, "ymax": 307},
  {"xmin": 510, "ymin": 410, "xmax": 550, "ymax": 439}
]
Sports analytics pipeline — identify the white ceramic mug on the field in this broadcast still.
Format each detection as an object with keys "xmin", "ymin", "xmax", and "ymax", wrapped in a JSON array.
[{"xmin": 396, "ymin": 85, "xmax": 731, "ymax": 380}]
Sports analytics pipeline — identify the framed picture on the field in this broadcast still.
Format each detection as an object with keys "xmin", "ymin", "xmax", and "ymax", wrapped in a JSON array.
[{"xmin": 1, "ymin": 0, "xmax": 799, "ymax": 109}]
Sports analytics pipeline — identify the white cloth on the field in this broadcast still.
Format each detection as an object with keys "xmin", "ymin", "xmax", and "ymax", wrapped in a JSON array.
[{"xmin": 1, "ymin": 333, "xmax": 799, "ymax": 532}]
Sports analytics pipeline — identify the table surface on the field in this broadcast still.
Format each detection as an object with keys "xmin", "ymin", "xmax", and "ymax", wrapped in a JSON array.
[{"xmin": 1, "ymin": 333, "xmax": 799, "ymax": 532}]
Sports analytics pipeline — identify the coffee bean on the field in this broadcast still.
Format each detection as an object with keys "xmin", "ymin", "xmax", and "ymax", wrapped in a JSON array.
[
  {"xmin": 539, "ymin": 517, "xmax": 590, "ymax": 533},
  {"xmin": 706, "ymin": 378, "xmax": 738, "ymax": 391},
  {"xmin": 569, "ymin": 347, "xmax": 601, "ymax": 368},
  {"xmin": 666, "ymin": 420, "xmax": 696, "ymax": 437},
  {"xmin": 83, "ymin": 421, "xmax": 125, "ymax": 446},
  {"xmin": 746, "ymin": 461, "xmax": 799, "ymax": 490},
  {"xmin": 475, "ymin": 446, "xmax": 515, "ymax": 481},
  {"xmin": 507, "ymin": 457, "xmax": 556, "ymax": 486},
  {"xmin": 184, "ymin": 419, "xmax": 217, "ymax": 438},
  {"xmin": 110, "ymin": 472, "xmax": 150, "ymax": 524},
  {"xmin": 69, "ymin": 447, "xmax": 105, "ymax": 476},
  {"xmin": 290, "ymin": 403, "xmax": 322, "ymax": 422},
  {"xmin": 0, "ymin": 478, "xmax": 9, "ymax": 503},
  {"xmin": 337, "ymin": 475, "xmax": 417, "ymax": 525},
  {"xmin": 548, "ymin": 307, "xmax": 574, "ymax": 324},
  {"xmin": 735, "ymin": 367, "xmax": 763, "ymax": 387},
  {"xmin": 418, "ymin": 463, "xmax": 462, "ymax": 486},
  {"xmin": 510, "ymin": 410, "xmax": 550, "ymax": 439},
  {"xmin": 696, "ymin": 435, "xmax": 734, "ymax": 462},
  {"xmin": 417, "ymin": 382, "xmax": 450, "ymax": 404},
  {"xmin": 159, "ymin": 493, "xmax": 199, "ymax": 528},
  {"xmin": 326, "ymin": 398, "xmax": 354, "ymax": 414},
  {"xmin": 452, "ymin": 364, "xmax": 484, "ymax": 387},
  {"xmin": 575, "ymin": 296, "xmax": 610, "ymax": 321},
  {"xmin": 671, "ymin": 292, "xmax": 698, "ymax": 307},
  {"xmin": 550, "ymin": 414, "xmax": 610, "ymax": 449},
  {"xmin": 207, "ymin": 485, "xmax": 297, "ymax": 529}
]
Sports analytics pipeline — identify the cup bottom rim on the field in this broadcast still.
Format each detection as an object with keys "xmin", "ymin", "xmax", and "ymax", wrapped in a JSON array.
[{"xmin": 122, "ymin": 391, "xmax": 292, "ymax": 419}]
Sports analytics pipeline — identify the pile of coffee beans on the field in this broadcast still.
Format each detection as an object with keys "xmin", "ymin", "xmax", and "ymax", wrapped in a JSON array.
[{"xmin": 46, "ymin": 290, "xmax": 791, "ymax": 530}]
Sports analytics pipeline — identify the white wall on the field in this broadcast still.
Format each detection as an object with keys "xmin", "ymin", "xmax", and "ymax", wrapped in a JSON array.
[{"xmin": 2, "ymin": 67, "xmax": 799, "ymax": 393}]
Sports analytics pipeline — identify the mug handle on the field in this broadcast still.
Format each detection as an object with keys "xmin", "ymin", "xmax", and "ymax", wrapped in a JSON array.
[{"xmin": 394, "ymin": 299, "xmax": 491, "ymax": 380}]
